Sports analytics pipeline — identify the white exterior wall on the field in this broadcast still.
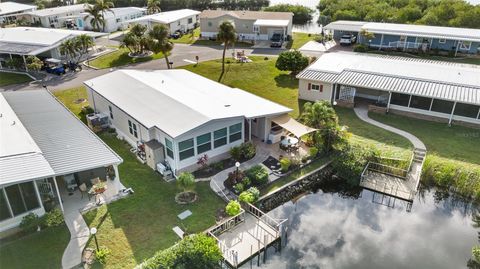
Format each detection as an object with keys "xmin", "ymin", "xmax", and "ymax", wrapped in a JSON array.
[
  {"xmin": 298, "ymin": 79, "xmax": 334, "ymax": 102},
  {"xmin": 172, "ymin": 117, "xmax": 244, "ymax": 173},
  {"xmin": 167, "ymin": 15, "xmax": 198, "ymax": 34},
  {"xmin": 87, "ymin": 88, "xmax": 151, "ymax": 147},
  {"xmin": 81, "ymin": 10, "xmax": 146, "ymax": 32}
]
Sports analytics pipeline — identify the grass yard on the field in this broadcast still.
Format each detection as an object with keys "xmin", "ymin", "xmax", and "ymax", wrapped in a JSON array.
[
  {"xmin": 54, "ymin": 88, "xmax": 225, "ymax": 268},
  {"xmin": 369, "ymin": 112, "xmax": 480, "ymax": 165},
  {"xmin": 0, "ymin": 72, "xmax": 32, "ymax": 87},
  {"xmin": 89, "ymin": 48, "xmax": 166, "ymax": 69},
  {"xmin": 182, "ymin": 56, "xmax": 301, "ymax": 117},
  {"xmin": 171, "ymin": 28, "xmax": 200, "ymax": 44},
  {"xmin": 0, "ymin": 224, "xmax": 70, "ymax": 269},
  {"xmin": 288, "ymin": 32, "xmax": 318, "ymax": 50}
]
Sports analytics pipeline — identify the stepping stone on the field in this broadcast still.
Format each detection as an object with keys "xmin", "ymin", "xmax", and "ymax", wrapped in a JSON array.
[
  {"xmin": 172, "ymin": 226, "xmax": 184, "ymax": 238},
  {"xmin": 177, "ymin": 210, "xmax": 192, "ymax": 220}
]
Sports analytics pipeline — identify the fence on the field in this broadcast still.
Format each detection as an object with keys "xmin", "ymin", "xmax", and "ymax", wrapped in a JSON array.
[{"xmin": 362, "ymin": 162, "xmax": 409, "ymax": 179}]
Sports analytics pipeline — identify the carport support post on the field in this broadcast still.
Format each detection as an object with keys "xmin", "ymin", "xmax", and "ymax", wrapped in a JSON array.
[
  {"xmin": 249, "ymin": 119, "xmax": 252, "ymax": 141},
  {"xmin": 448, "ymin": 102, "xmax": 457, "ymax": 126},
  {"xmin": 22, "ymin": 55, "xmax": 28, "ymax": 72},
  {"xmin": 53, "ymin": 176, "xmax": 64, "ymax": 212},
  {"xmin": 386, "ymin": 91, "xmax": 392, "ymax": 113},
  {"xmin": 379, "ymin": 34, "xmax": 384, "ymax": 50}
]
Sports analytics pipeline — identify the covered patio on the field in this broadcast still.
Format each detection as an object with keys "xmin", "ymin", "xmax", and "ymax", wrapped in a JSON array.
[{"xmin": 253, "ymin": 19, "xmax": 290, "ymax": 42}]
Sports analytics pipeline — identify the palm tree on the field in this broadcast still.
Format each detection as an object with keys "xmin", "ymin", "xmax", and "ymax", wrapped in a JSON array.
[
  {"xmin": 84, "ymin": 5, "xmax": 105, "ymax": 32},
  {"xmin": 59, "ymin": 39, "xmax": 77, "ymax": 63},
  {"xmin": 95, "ymin": 0, "xmax": 114, "ymax": 32},
  {"xmin": 177, "ymin": 172, "xmax": 195, "ymax": 193},
  {"xmin": 75, "ymin": 34, "xmax": 94, "ymax": 63},
  {"xmin": 148, "ymin": 24, "xmax": 174, "ymax": 69},
  {"xmin": 217, "ymin": 21, "xmax": 236, "ymax": 81},
  {"xmin": 147, "ymin": 0, "xmax": 161, "ymax": 15}
]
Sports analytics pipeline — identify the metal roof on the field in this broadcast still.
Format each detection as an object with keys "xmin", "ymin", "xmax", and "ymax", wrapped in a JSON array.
[
  {"xmin": 81, "ymin": 7, "xmax": 145, "ymax": 20},
  {"xmin": 2, "ymin": 90, "xmax": 122, "ymax": 179},
  {"xmin": 25, "ymin": 4, "xmax": 86, "ymax": 17},
  {"xmin": 323, "ymin": 20, "xmax": 367, "ymax": 32},
  {"xmin": 297, "ymin": 52, "xmax": 480, "ymax": 105},
  {"xmin": 0, "ymin": 2, "xmax": 36, "ymax": 16},
  {"xmin": 85, "ymin": 69, "xmax": 292, "ymax": 138},
  {"xmin": 253, "ymin": 19, "xmax": 290, "ymax": 27},
  {"xmin": 128, "ymin": 9, "xmax": 199, "ymax": 24},
  {"xmin": 200, "ymin": 10, "xmax": 293, "ymax": 20}
]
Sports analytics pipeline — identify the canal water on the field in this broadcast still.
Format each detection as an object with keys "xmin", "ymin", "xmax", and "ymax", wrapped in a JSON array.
[
  {"xmin": 269, "ymin": 0, "xmax": 322, "ymax": 33},
  {"xmin": 243, "ymin": 182, "xmax": 478, "ymax": 269}
]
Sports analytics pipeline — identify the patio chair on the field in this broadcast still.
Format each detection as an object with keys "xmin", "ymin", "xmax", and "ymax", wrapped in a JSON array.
[
  {"xmin": 90, "ymin": 177, "xmax": 100, "ymax": 185},
  {"xmin": 79, "ymin": 183, "xmax": 90, "ymax": 200}
]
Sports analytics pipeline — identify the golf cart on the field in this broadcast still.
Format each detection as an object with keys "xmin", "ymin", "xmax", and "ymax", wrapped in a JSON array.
[{"xmin": 44, "ymin": 58, "xmax": 66, "ymax": 75}]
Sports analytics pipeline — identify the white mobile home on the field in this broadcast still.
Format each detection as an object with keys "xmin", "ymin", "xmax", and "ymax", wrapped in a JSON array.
[
  {"xmin": 128, "ymin": 9, "xmax": 200, "ymax": 34},
  {"xmin": 21, "ymin": 4, "xmax": 86, "ymax": 28},
  {"xmin": 0, "ymin": 91, "xmax": 123, "ymax": 232},
  {"xmin": 77, "ymin": 7, "xmax": 146, "ymax": 33},
  {"xmin": 84, "ymin": 69, "xmax": 302, "ymax": 175},
  {"xmin": 297, "ymin": 52, "xmax": 480, "ymax": 126},
  {"xmin": 0, "ymin": 2, "xmax": 36, "ymax": 24}
]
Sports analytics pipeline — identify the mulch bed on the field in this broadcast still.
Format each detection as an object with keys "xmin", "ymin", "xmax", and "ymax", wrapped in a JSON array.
[
  {"xmin": 262, "ymin": 156, "xmax": 280, "ymax": 171},
  {"xmin": 175, "ymin": 191, "xmax": 198, "ymax": 204}
]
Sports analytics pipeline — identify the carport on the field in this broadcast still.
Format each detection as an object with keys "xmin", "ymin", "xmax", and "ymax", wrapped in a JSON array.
[{"xmin": 253, "ymin": 19, "xmax": 289, "ymax": 41}]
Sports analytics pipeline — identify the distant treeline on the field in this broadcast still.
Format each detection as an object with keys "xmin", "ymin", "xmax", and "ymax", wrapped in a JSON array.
[
  {"xmin": 264, "ymin": 4, "xmax": 315, "ymax": 24},
  {"xmin": 74, "ymin": 0, "xmax": 269, "ymax": 11},
  {"xmin": 318, "ymin": 0, "xmax": 480, "ymax": 28}
]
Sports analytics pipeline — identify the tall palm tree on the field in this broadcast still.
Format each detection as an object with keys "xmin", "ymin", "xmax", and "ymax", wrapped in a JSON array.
[
  {"xmin": 84, "ymin": 5, "xmax": 104, "ymax": 32},
  {"xmin": 59, "ymin": 39, "xmax": 77, "ymax": 63},
  {"xmin": 216, "ymin": 21, "xmax": 236, "ymax": 81},
  {"xmin": 94, "ymin": 0, "xmax": 114, "ymax": 32},
  {"xmin": 147, "ymin": 0, "xmax": 161, "ymax": 15},
  {"xmin": 75, "ymin": 34, "xmax": 94, "ymax": 63},
  {"xmin": 148, "ymin": 24, "xmax": 174, "ymax": 69}
]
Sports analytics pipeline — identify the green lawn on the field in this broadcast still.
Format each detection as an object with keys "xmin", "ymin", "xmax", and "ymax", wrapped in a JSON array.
[
  {"xmin": 171, "ymin": 28, "xmax": 200, "ymax": 44},
  {"xmin": 182, "ymin": 56, "xmax": 301, "ymax": 117},
  {"xmin": 0, "ymin": 224, "xmax": 70, "ymax": 269},
  {"xmin": 54, "ymin": 88, "xmax": 225, "ymax": 268},
  {"xmin": 261, "ymin": 157, "xmax": 331, "ymax": 195},
  {"xmin": 369, "ymin": 112, "xmax": 480, "ymax": 165},
  {"xmin": 0, "ymin": 72, "xmax": 32, "ymax": 86},
  {"xmin": 288, "ymin": 32, "xmax": 318, "ymax": 50},
  {"xmin": 89, "ymin": 48, "xmax": 166, "ymax": 69}
]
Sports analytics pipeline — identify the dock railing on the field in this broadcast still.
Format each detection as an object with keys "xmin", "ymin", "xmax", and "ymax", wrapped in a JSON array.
[
  {"xmin": 207, "ymin": 208, "xmax": 246, "ymax": 237},
  {"xmin": 244, "ymin": 202, "xmax": 287, "ymax": 237},
  {"xmin": 361, "ymin": 162, "xmax": 409, "ymax": 179}
]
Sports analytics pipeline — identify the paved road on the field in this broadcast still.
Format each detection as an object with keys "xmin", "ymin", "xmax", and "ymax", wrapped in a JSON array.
[{"xmin": 1, "ymin": 43, "xmax": 283, "ymax": 92}]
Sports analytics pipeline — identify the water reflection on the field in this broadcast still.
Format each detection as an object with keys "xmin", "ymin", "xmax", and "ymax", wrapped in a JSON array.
[
  {"xmin": 249, "ymin": 183, "xmax": 478, "ymax": 269},
  {"xmin": 269, "ymin": 0, "xmax": 322, "ymax": 33}
]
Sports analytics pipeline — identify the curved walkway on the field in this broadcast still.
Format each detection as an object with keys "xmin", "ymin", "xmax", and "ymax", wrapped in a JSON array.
[{"xmin": 353, "ymin": 104, "xmax": 426, "ymax": 150}]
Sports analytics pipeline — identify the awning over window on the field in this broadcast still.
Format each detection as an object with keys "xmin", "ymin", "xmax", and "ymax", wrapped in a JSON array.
[
  {"xmin": 271, "ymin": 114, "xmax": 317, "ymax": 138},
  {"xmin": 253, "ymin": 19, "xmax": 290, "ymax": 27}
]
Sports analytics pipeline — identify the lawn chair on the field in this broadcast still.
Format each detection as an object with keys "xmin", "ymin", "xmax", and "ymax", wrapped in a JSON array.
[{"xmin": 79, "ymin": 183, "xmax": 90, "ymax": 200}]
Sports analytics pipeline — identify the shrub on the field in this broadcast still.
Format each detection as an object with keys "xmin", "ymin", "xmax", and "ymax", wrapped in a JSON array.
[
  {"xmin": 20, "ymin": 213, "xmax": 40, "ymax": 233},
  {"xmin": 353, "ymin": 44, "xmax": 368, "ymax": 52},
  {"xmin": 227, "ymin": 170, "xmax": 245, "ymax": 185},
  {"xmin": 247, "ymin": 187, "xmax": 260, "ymax": 201},
  {"xmin": 213, "ymin": 161, "xmax": 224, "ymax": 171},
  {"xmin": 234, "ymin": 182, "xmax": 244, "ymax": 193},
  {"xmin": 225, "ymin": 200, "xmax": 241, "ymax": 216},
  {"xmin": 275, "ymin": 50, "xmax": 309, "ymax": 75},
  {"xmin": 332, "ymin": 144, "xmax": 378, "ymax": 185},
  {"xmin": 82, "ymin": 106, "xmax": 94, "ymax": 115},
  {"xmin": 280, "ymin": 157, "xmax": 291, "ymax": 172},
  {"xmin": 230, "ymin": 146, "xmax": 242, "ymax": 161},
  {"xmin": 246, "ymin": 165, "xmax": 269, "ymax": 186},
  {"xmin": 177, "ymin": 172, "xmax": 195, "ymax": 192},
  {"xmin": 240, "ymin": 142, "xmax": 256, "ymax": 160},
  {"xmin": 239, "ymin": 191, "xmax": 255, "ymax": 203},
  {"xmin": 95, "ymin": 247, "xmax": 111, "ymax": 265},
  {"xmin": 309, "ymin": 147, "xmax": 319, "ymax": 158},
  {"xmin": 43, "ymin": 208, "xmax": 64, "ymax": 227},
  {"xmin": 242, "ymin": 177, "xmax": 251, "ymax": 187}
]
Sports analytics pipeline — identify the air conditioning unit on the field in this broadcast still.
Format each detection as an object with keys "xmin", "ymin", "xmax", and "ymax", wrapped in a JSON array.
[{"xmin": 86, "ymin": 113, "xmax": 109, "ymax": 132}]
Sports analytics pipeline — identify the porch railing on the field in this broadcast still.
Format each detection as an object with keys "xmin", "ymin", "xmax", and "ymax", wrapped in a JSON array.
[{"xmin": 361, "ymin": 161, "xmax": 409, "ymax": 179}]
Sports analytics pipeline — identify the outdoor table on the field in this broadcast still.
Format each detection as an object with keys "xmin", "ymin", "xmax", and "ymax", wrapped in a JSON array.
[
  {"xmin": 281, "ymin": 137, "xmax": 299, "ymax": 146},
  {"xmin": 89, "ymin": 183, "xmax": 107, "ymax": 205}
]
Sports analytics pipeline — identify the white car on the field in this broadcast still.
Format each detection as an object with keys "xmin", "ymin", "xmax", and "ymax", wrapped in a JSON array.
[{"xmin": 340, "ymin": 34, "xmax": 357, "ymax": 45}]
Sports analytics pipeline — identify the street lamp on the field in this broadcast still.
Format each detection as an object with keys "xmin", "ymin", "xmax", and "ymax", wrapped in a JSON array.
[
  {"xmin": 90, "ymin": 227, "xmax": 99, "ymax": 250},
  {"xmin": 235, "ymin": 161, "xmax": 240, "ymax": 181}
]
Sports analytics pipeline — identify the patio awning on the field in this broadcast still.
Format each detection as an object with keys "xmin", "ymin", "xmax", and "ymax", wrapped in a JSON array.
[
  {"xmin": 271, "ymin": 114, "xmax": 317, "ymax": 138},
  {"xmin": 253, "ymin": 19, "xmax": 290, "ymax": 27}
]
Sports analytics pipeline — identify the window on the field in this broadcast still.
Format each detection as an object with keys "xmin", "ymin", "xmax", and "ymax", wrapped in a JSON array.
[
  {"xmin": 454, "ymin": 103, "xmax": 480, "ymax": 118},
  {"xmin": 214, "ymin": 128, "xmax": 227, "ymax": 148},
  {"xmin": 188, "ymin": 18, "xmax": 193, "ymax": 24},
  {"xmin": 253, "ymin": 25, "xmax": 259, "ymax": 32},
  {"xmin": 109, "ymin": 106, "xmax": 114, "ymax": 119},
  {"xmin": 390, "ymin": 93, "xmax": 410, "ymax": 107},
  {"xmin": 0, "ymin": 190, "xmax": 11, "ymax": 221},
  {"xmin": 165, "ymin": 138, "xmax": 174, "ymax": 159},
  {"xmin": 310, "ymin": 84, "xmax": 323, "ymax": 92},
  {"xmin": 438, "ymin": 38, "xmax": 446, "ymax": 44},
  {"xmin": 431, "ymin": 99, "xmax": 455, "ymax": 114},
  {"xmin": 116, "ymin": 18, "xmax": 121, "ymax": 23},
  {"xmin": 128, "ymin": 120, "xmax": 138, "ymax": 138},
  {"xmin": 179, "ymin": 138, "xmax": 194, "ymax": 160},
  {"xmin": 460, "ymin": 41, "xmax": 472, "ymax": 50},
  {"xmin": 4, "ymin": 182, "xmax": 40, "ymax": 217},
  {"xmin": 409, "ymin": 96, "xmax": 432, "ymax": 110},
  {"xmin": 229, "ymin": 123, "xmax": 242, "ymax": 143},
  {"xmin": 208, "ymin": 21, "xmax": 212, "ymax": 27},
  {"xmin": 196, "ymin": 133, "xmax": 211, "ymax": 154}
]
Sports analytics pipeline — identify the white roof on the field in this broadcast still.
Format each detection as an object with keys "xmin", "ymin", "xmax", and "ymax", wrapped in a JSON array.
[
  {"xmin": 128, "ymin": 9, "xmax": 200, "ymax": 24},
  {"xmin": 297, "ymin": 52, "xmax": 480, "ymax": 105},
  {"xmin": 253, "ymin": 19, "xmax": 290, "ymax": 27},
  {"xmin": 0, "ymin": 27, "xmax": 105, "ymax": 55},
  {"xmin": 324, "ymin": 20, "xmax": 480, "ymax": 42},
  {"xmin": 80, "ymin": 7, "xmax": 145, "ymax": 19},
  {"xmin": 0, "ymin": 2, "xmax": 36, "ymax": 16},
  {"xmin": 0, "ymin": 91, "xmax": 122, "ymax": 186},
  {"xmin": 26, "ymin": 4, "xmax": 86, "ymax": 17},
  {"xmin": 85, "ymin": 70, "xmax": 292, "ymax": 138},
  {"xmin": 324, "ymin": 20, "xmax": 367, "ymax": 32}
]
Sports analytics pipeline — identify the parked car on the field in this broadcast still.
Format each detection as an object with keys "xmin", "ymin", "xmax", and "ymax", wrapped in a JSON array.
[
  {"xmin": 170, "ymin": 31, "xmax": 183, "ymax": 39},
  {"xmin": 339, "ymin": 34, "xmax": 357, "ymax": 46},
  {"xmin": 270, "ymin": 33, "xmax": 284, "ymax": 48}
]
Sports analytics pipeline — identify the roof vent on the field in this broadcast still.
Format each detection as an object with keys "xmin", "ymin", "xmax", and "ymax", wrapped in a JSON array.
[
  {"xmin": 224, "ymin": 104, "xmax": 231, "ymax": 107},
  {"xmin": 11, "ymin": 121, "xmax": 15, "ymax": 126}
]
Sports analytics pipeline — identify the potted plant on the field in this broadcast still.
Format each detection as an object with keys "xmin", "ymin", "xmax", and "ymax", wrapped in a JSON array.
[{"xmin": 92, "ymin": 182, "xmax": 107, "ymax": 194}]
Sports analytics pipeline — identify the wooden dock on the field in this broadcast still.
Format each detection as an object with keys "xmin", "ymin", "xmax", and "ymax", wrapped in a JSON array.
[{"xmin": 207, "ymin": 203, "xmax": 286, "ymax": 268}]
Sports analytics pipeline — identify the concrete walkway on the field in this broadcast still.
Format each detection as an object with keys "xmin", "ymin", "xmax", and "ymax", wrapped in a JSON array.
[
  {"xmin": 353, "ymin": 104, "xmax": 426, "ymax": 150},
  {"xmin": 62, "ymin": 211, "xmax": 90, "ymax": 269}
]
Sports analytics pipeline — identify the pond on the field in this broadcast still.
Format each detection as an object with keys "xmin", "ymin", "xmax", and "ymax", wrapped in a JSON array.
[
  {"xmin": 269, "ymin": 0, "xmax": 322, "ymax": 34},
  {"xmin": 242, "ymin": 182, "xmax": 479, "ymax": 269}
]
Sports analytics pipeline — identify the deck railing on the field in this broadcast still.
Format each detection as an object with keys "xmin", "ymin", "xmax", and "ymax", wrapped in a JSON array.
[
  {"xmin": 388, "ymin": 41, "xmax": 423, "ymax": 49},
  {"xmin": 361, "ymin": 177, "xmax": 416, "ymax": 201},
  {"xmin": 244, "ymin": 202, "xmax": 287, "ymax": 237},
  {"xmin": 207, "ymin": 208, "xmax": 246, "ymax": 237},
  {"xmin": 362, "ymin": 162, "xmax": 409, "ymax": 179}
]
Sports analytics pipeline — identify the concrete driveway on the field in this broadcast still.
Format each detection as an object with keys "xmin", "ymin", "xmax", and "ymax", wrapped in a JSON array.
[{"xmin": 1, "ymin": 43, "xmax": 282, "ymax": 92}]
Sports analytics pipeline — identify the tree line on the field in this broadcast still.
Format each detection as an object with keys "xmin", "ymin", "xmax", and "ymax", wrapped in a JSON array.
[
  {"xmin": 77, "ymin": 0, "xmax": 269, "ymax": 11},
  {"xmin": 318, "ymin": 0, "xmax": 480, "ymax": 29}
]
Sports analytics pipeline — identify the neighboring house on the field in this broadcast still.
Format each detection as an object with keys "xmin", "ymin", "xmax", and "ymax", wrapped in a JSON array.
[
  {"xmin": 84, "ymin": 69, "xmax": 315, "ymax": 175},
  {"xmin": 324, "ymin": 20, "xmax": 480, "ymax": 55},
  {"xmin": 0, "ymin": 2, "xmax": 36, "ymax": 24},
  {"xmin": 77, "ymin": 7, "xmax": 146, "ymax": 33},
  {"xmin": 199, "ymin": 10, "xmax": 293, "ymax": 41},
  {"xmin": 297, "ymin": 52, "xmax": 480, "ymax": 126},
  {"xmin": 0, "ymin": 27, "xmax": 105, "ymax": 69},
  {"xmin": 128, "ymin": 9, "xmax": 200, "ymax": 34},
  {"xmin": 20, "ymin": 4, "xmax": 86, "ymax": 28},
  {"xmin": 0, "ymin": 90, "xmax": 123, "ymax": 232}
]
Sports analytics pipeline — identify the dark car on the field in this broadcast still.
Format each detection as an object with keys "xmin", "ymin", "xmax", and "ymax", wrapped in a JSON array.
[{"xmin": 270, "ymin": 33, "xmax": 284, "ymax": 48}]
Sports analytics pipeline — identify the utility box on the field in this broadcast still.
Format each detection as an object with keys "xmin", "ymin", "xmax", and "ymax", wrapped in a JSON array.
[{"xmin": 144, "ymin": 139, "xmax": 165, "ymax": 171}]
